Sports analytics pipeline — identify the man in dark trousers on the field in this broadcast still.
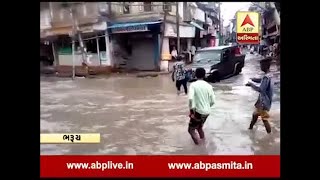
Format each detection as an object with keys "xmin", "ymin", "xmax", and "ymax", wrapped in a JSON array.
[
  {"xmin": 172, "ymin": 55, "xmax": 188, "ymax": 95},
  {"xmin": 188, "ymin": 68, "xmax": 216, "ymax": 145},
  {"xmin": 246, "ymin": 58, "xmax": 274, "ymax": 133}
]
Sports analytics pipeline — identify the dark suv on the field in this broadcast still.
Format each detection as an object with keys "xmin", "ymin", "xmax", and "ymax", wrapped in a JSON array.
[{"xmin": 189, "ymin": 45, "xmax": 245, "ymax": 83}]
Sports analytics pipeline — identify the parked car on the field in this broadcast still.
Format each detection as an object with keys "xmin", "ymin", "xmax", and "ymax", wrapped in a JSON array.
[{"xmin": 188, "ymin": 45, "xmax": 245, "ymax": 83}]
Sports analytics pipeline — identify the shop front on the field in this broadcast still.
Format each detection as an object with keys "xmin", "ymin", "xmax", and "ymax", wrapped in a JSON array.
[
  {"xmin": 108, "ymin": 21, "xmax": 161, "ymax": 71},
  {"xmin": 160, "ymin": 23, "xmax": 195, "ymax": 71}
]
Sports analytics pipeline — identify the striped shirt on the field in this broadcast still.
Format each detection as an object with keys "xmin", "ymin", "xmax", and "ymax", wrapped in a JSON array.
[{"xmin": 173, "ymin": 61, "xmax": 186, "ymax": 81}]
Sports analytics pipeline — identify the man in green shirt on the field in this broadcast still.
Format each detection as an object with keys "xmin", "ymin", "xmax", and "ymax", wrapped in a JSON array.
[{"xmin": 188, "ymin": 68, "xmax": 216, "ymax": 145}]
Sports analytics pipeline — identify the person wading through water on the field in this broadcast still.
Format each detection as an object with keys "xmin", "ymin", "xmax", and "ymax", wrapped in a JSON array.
[
  {"xmin": 246, "ymin": 58, "xmax": 274, "ymax": 133},
  {"xmin": 172, "ymin": 55, "xmax": 188, "ymax": 95},
  {"xmin": 188, "ymin": 68, "xmax": 216, "ymax": 145}
]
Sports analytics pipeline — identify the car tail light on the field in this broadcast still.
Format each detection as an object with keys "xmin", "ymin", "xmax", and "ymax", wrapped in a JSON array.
[{"xmin": 235, "ymin": 47, "xmax": 242, "ymax": 55}]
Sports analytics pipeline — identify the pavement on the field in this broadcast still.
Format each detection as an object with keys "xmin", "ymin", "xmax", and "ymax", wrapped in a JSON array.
[{"xmin": 40, "ymin": 54, "xmax": 280, "ymax": 155}]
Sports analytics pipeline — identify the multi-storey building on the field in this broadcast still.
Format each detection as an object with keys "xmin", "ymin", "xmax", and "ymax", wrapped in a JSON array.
[
  {"xmin": 40, "ymin": 2, "xmax": 111, "ymax": 74},
  {"xmin": 40, "ymin": 2, "xmax": 212, "ymax": 73},
  {"xmin": 249, "ymin": 2, "xmax": 280, "ymax": 45},
  {"xmin": 227, "ymin": 2, "xmax": 280, "ymax": 47},
  {"xmin": 195, "ymin": 2, "xmax": 220, "ymax": 47}
]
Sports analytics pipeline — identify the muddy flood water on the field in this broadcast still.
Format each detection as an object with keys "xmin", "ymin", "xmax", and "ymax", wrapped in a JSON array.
[{"xmin": 41, "ymin": 54, "xmax": 280, "ymax": 155}]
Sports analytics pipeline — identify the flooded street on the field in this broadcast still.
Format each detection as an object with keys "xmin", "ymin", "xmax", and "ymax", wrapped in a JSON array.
[{"xmin": 41, "ymin": 54, "xmax": 280, "ymax": 155}]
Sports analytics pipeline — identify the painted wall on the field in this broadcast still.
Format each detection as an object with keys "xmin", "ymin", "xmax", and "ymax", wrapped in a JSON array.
[
  {"xmin": 58, "ymin": 53, "xmax": 100, "ymax": 66},
  {"xmin": 194, "ymin": 8, "xmax": 205, "ymax": 22},
  {"xmin": 49, "ymin": 2, "xmax": 100, "ymax": 28},
  {"xmin": 190, "ymin": 6, "xmax": 205, "ymax": 23},
  {"xmin": 111, "ymin": 2, "xmax": 179, "ymax": 15}
]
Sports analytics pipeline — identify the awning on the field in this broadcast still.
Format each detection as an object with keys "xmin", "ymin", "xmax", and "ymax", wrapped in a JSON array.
[
  {"xmin": 190, "ymin": 21, "xmax": 204, "ymax": 31},
  {"xmin": 108, "ymin": 21, "xmax": 162, "ymax": 29}
]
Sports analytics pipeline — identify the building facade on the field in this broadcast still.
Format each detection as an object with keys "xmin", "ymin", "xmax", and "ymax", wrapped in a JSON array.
[
  {"xmin": 40, "ymin": 2, "xmax": 112, "ymax": 75},
  {"xmin": 228, "ymin": 2, "xmax": 280, "ymax": 47},
  {"xmin": 40, "ymin": 2, "xmax": 218, "ymax": 73}
]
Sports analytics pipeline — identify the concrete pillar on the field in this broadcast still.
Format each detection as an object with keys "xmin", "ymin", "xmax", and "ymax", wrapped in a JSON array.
[
  {"xmin": 51, "ymin": 42, "xmax": 58, "ymax": 66},
  {"xmin": 160, "ymin": 37, "xmax": 170, "ymax": 72},
  {"xmin": 162, "ymin": 37, "xmax": 170, "ymax": 58},
  {"xmin": 96, "ymin": 37, "xmax": 100, "ymax": 65},
  {"xmin": 160, "ymin": 60, "xmax": 169, "ymax": 72},
  {"xmin": 104, "ymin": 25, "xmax": 112, "ymax": 66},
  {"xmin": 215, "ymin": 38, "xmax": 219, "ymax": 47},
  {"xmin": 187, "ymin": 38, "xmax": 192, "ymax": 51},
  {"xmin": 72, "ymin": 40, "xmax": 75, "ymax": 80}
]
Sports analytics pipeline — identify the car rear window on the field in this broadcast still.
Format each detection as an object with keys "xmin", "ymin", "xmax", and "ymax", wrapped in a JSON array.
[{"xmin": 194, "ymin": 50, "xmax": 221, "ymax": 64}]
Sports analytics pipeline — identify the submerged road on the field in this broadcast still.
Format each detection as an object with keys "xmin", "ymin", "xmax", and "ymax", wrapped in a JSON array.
[{"xmin": 41, "ymin": 54, "xmax": 280, "ymax": 155}]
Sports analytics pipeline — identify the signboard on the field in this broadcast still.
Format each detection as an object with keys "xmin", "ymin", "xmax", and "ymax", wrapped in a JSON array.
[
  {"xmin": 236, "ymin": 11, "xmax": 260, "ymax": 44},
  {"xmin": 93, "ymin": 22, "xmax": 107, "ymax": 31},
  {"xmin": 111, "ymin": 25, "xmax": 148, "ymax": 34},
  {"xmin": 164, "ymin": 23, "xmax": 195, "ymax": 38}
]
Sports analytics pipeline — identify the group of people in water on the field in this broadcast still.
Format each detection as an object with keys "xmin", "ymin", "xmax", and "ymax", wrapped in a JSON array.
[{"xmin": 172, "ymin": 55, "xmax": 274, "ymax": 145}]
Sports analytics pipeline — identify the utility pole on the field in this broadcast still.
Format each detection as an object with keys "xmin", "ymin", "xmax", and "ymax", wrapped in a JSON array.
[
  {"xmin": 218, "ymin": 2, "xmax": 222, "ymax": 45},
  {"xmin": 159, "ymin": 3, "xmax": 168, "ymax": 64},
  {"xmin": 68, "ymin": 3, "xmax": 88, "ymax": 77},
  {"xmin": 72, "ymin": 40, "xmax": 75, "ymax": 80},
  {"xmin": 176, "ymin": 2, "xmax": 180, "ymax": 54}
]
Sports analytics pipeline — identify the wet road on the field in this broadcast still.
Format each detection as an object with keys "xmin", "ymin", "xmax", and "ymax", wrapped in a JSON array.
[{"xmin": 41, "ymin": 54, "xmax": 280, "ymax": 155}]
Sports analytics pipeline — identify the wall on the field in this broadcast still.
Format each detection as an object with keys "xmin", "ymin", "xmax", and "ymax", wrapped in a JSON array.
[
  {"xmin": 111, "ymin": 2, "xmax": 181, "ymax": 16},
  {"xmin": 151, "ymin": 2, "xmax": 164, "ymax": 13},
  {"xmin": 208, "ymin": 25, "xmax": 216, "ymax": 36},
  {"xmin": 164, "ymin": 23, "xmax": 195, "ymax": 38},
  {"xmin": 49, "ymin": 2, "xmax": 101, "ymax": 28},
  {"xmin": 111, "ymin": 2, "xmax": 166, "ymax": 15},
  {"xmin": 178, "ymin": 2, "xmax": 184, "ymax": 21},
  {"xmin": 117, "ymin": 2, "xmax": 144, "ymax": 14},
  {"xmin": 59, "ymin": 53, "xmax": 100, "ymax": 66},
  {"xmin": 40, "ymin": 9, "xmax": 52, "ymax": 30},
  {"xmin": 190, "ymin": 5, "xmax": 205, "ymax": 23},
  {"xmin": 111, "ymin": 2, "xmax": 122, "ymax": 14},
  {"xmin": 194, "ymin": 8, "xmax": 205, "ymax": 22}
]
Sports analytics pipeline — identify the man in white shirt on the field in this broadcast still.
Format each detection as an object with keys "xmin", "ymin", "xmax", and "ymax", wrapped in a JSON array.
[
  {"xmin": 171, "ymin": 46, "xmax": 178, "ymax": 60},
  {"xmin": 188, "ymin": 68, "xmax": 215, "ymax": 145},
  {"xmin": 191, "ymin": 45, "xmax": 196, "ymax": 62}
]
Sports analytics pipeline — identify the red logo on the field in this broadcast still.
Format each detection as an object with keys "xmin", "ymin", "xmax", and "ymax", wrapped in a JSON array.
[{"xmin": 241, "ymin": 14, "xmax": 255, "ymax": 27}]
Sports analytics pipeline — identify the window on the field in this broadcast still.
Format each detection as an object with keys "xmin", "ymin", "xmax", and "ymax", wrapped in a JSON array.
[
  {"xmin": 123, "ymin": 2, "xmax": 131, "ymax": 14},
  {"xmin": 144, "ymin": 2, "xmax": 151, "ymax": 12},
  {"xmin": 163, "ymin": 2, "xmax": 172, "ymax": 12}
]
